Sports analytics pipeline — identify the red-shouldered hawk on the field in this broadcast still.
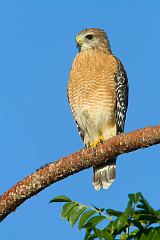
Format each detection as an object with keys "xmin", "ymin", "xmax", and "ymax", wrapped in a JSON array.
[{"xmin": 68, "ymin": 28, "xmax": 128, "ymax": 190}]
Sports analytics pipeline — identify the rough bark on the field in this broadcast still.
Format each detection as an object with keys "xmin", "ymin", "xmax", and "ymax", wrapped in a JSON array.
[{"xmin": 0, "ymin": 125, "xmax": 160, "ymax": 221}]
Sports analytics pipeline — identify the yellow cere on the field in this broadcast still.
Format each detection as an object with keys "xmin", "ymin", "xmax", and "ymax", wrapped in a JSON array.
[{"xmin": 76, "ymin": 35, "xmax": 82, "ymax": 44}]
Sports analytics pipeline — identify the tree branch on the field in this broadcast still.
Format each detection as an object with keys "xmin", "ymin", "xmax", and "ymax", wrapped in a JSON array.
[{"xmin": 0, "ymin": 125, "xmax": 160, "ymax": 221}]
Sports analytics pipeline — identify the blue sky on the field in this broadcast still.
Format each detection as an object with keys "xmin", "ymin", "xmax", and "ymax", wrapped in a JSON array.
[{"xmin": 0, "ymin": 0, "xmax": 160, "ymax": 239}]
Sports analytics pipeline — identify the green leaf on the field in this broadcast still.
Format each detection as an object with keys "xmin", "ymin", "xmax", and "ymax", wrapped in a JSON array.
[
  {"xmin": 93, "ymin": 227, "xmax": 103, "ymax": 239},
  {"xmin": 134, "ymin": 209, "xmax": 150, "ymax": 215},
  {"xmin": 132, "ymin": 220, "xmax": 144, "ymax": 231},
  {"xmin": 125, "ymin": 201, "xmax": 132, "ymax": 215},
  {"xmin": 147, "ymin": 228, "xmax": 160, "ymax": 240},
  {"xmin": 139, "ymin": 233, "xmax": 148, "ymax": 240},
  {"xmin": 102, "ymin": 230, "xmax": 114, "ymax": 240},
  {"xmin": 117, "ymin": 201, "xmax": 132, "ymax": 231},
  {"xmin": 88, "ymin": 234, "xmax": 97, "ymax": 240},
  {"xmin": 106, "ymin": 219, "xmax": 118, "ymax": 234},
  {"xmin": 154, "ymin": 210, "xmax": 160, "ymax": 219},
  {"xmin": 51, "ymin": 192, "xmax": 160, "ymax": 240},
  {"xmin": 106, "ymin": 208, "xmax": 122, "ymax": 217},
  {"xmin": 117, "ymin": 213, "xmax": 128, "ymax": 232},
  {"xmin": 84, "ymin": 215, "xmax": 106, "ymax": 228},
  {"xmin": 129, "ymin": 229, "xmax": 140, "ymax": 237},
  {"xmin": 140, "ymin": 195, "xmax": 155, "ymax": 214},
  {"xmin": 128, "ymin": 192, "xmax": 142, "ymax": 204},
  {"xmin": 69, "ymin": 205, "xmax": 86, "ymax": 226},
  {"xmin": 134, "ymin": 214, "xmax": 159, "ymax": 222},
  {"xmin": 61, "ymin": 202, "xmax": 78, "ymax": 219},
  {"xmin": 120, "ymin": 233, "xmax": 128, "ymax": 240},
  {"xmin": 136, "ymin": 204, "xmax": 147, "ymax": 209},
  {"xmin": 84, "ymin": 228, "xmax": 92, "ymax": 240},
  {"xmin": 79, "ymin": 210, "xmax": 96, "ymax": 230},
  {"xmin": 50, "ymin": 195, "xmax": 71, "ymax": 203}
]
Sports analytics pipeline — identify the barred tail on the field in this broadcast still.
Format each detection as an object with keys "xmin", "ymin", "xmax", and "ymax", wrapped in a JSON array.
[{"xmin": 93, "ymin": 158, "xmax": 116, "ymax": 191}]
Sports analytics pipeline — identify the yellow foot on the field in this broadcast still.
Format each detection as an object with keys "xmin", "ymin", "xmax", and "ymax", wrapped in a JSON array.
[{"xmin": 90, "ymin": 135, "xmax": 105, "ymax": 148}]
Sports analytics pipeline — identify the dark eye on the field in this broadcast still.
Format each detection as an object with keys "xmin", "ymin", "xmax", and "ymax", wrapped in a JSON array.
[{"xmin": 85, "ymin": 34, "xmax": 93, "ymax": 40}]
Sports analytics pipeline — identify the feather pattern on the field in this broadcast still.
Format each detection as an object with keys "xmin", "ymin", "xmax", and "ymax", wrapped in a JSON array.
[{"xmin": 114, "ymin": 62, "xmax": 128, "ymax": 134}]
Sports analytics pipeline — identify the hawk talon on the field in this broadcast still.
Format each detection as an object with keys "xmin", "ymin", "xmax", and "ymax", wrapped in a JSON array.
[{"xmin": 90, "ymin": 135, "xmax": 105, "ymax": 148}]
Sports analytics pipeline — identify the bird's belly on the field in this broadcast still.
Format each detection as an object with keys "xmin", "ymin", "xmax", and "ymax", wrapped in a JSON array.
[
  {"xmin": 73, "ymin": 92, "xmax": 116, "ymax": 146},
  {"xmin": 74, "ymin": 101, "xmax": 115, "ymax": 131}
]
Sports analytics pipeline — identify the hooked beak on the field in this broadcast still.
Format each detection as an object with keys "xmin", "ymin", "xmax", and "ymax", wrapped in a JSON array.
[{"xmin": 76, "ymin": 35, "xmax": 82, "ymax": 50}]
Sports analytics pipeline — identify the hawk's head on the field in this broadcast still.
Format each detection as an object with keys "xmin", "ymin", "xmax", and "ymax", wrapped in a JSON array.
[{"xmin": 76, "ymin": 28, "xmax": 111, "ymax": 52}]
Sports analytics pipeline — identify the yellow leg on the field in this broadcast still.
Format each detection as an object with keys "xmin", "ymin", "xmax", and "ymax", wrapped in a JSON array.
[{"xmin": 90, "ymin": 135, "xmax": 105, "ymax": 148}]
